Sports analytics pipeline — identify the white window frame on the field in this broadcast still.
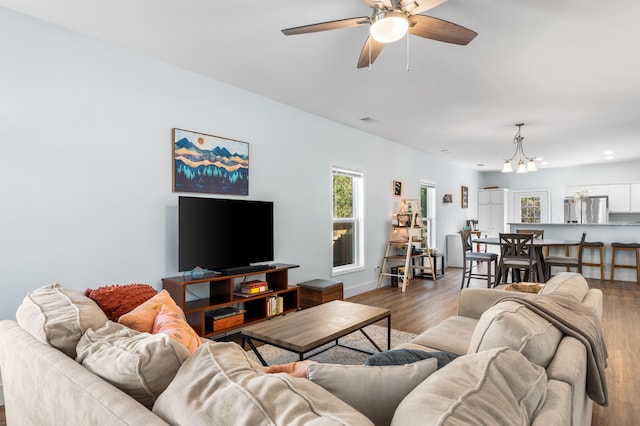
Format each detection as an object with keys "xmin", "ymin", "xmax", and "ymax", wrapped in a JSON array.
[
  {"xmin": 420, "ymin": 181, "xmax": 437, "ymax": 249},
  {"xmin": 331, "ymin": 166, "xmax": 365, "ymax": 276},
  {"xmin": 511, "ymin": 189, "xmax": 550, "ymax": 224}
]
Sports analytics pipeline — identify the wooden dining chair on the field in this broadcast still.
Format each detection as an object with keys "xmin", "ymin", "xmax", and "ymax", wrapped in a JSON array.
[
  {"xmin": 460, "ymin": 230, "xmax": 499, "ymax": 289},
  {"xmin": 544, "ymin": 232, "xmax": 587, "ymax": 278},
  {"xmin": 498, "ymin": 233, "xmax": 539, "ymax": 283},
  {"xmin": 516, "ymin": 229, "xmax": 544, "ymax": 239}
]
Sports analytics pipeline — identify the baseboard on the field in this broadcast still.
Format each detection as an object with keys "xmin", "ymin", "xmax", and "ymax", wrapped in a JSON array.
[{"xmin": 343, "ymin": 279, "xmax": 377, "ymax": 298}]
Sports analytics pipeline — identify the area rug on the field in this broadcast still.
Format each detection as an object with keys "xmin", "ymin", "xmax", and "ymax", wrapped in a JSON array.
[{"xmin": 246, "ymin": 325, "xmax": 417, "ymax": 365}]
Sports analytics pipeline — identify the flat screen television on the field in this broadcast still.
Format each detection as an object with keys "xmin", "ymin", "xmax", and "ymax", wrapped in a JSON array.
[{"xmin": 178, "ymin": 196, "xmax": 274, "ymax": 272}]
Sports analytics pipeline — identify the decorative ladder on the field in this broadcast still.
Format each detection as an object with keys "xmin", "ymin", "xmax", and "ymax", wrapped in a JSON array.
[{"xmin": 378, "ymin": 199, "xmax": 435, "ymax": 292}]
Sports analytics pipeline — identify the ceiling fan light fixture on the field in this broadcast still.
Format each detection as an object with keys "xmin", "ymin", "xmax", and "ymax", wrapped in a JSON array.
[{"xmin": 370, "ymin": 11, "xmax": 408, "ymax": 43}]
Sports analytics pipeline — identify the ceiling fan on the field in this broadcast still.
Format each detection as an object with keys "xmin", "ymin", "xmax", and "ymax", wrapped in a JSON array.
[{"xmin": 281, "ymin": 0, "xmax": 477, "ymax": 69}]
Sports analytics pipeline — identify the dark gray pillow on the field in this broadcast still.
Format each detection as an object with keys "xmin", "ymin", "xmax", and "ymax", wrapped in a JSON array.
[{"xmin": 365, "ymin": 349, "xmax": 459, "ymax": 369}]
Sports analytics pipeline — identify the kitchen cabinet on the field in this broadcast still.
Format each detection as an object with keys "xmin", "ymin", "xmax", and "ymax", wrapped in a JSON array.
[
  {"xmin": 607, "ymin": 184, "xmax": 631, "ymax": 213},
  {"xmin": 477, "ymin": 189, "xmax": 509, "ymax": 239}
]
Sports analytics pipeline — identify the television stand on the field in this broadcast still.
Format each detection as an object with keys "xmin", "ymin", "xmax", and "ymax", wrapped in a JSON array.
[{"xmin": 162, "ymin": 264, "xmax": 299, "ymax": 338}]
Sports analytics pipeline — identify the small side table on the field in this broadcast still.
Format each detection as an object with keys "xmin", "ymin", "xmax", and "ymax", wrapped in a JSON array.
[
  {"xmin": 413, "ymin": 253, "xmax": 445, "ymax": 280},
  {"xmin": 297, "ymin": 279, "xmax": 344, "ymax": 309}
]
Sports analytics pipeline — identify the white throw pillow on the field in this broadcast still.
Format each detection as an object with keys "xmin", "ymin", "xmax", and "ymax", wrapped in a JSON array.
[
  {"xmin": 391, "ymin": 347, "xmax": 547, "ymax": 425},
  {"xmin": 468, "ymin": 300, "xmax": 563, "ymax": 367},
  {"xmin": 152, "ymin": 341, "xmax": 374, "ymax": 426},
  {"xmin": 76, "ymin": 321, "xmax": 191, "ymax": 408},
  {"xmin": 16, "ymin": 283, "xmax": 108, "ymax": 358},
  {"xmin": 307, "ymin": 358, "xmax": 437, "ymax": 426}
]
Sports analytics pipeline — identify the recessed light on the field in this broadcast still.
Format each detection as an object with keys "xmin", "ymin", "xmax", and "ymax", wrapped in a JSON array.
[
  {"xmin": 605, "ymin": 156, "xmax": 613, "ymax": 160},
  {"xmin": 359, "ymin": 117, "xmax": 377, "ymax": 123},
  {"xmin": 536, "ymin": 157, "xmax": 544, "ymax": 161},
  {"xmin": 476, "ymin": 163, "xmax": 485, "ymax": 167},
  {"xmin": 604, "ymin": 150, "xmax": 613, "ymax": 155},
  {"xmin": 542, "ymin": 161, "xmax": 549, "ymax": 165},
  {"xmin": 440, "ymin": 149, "xmax": 450, "ymax": 154}
]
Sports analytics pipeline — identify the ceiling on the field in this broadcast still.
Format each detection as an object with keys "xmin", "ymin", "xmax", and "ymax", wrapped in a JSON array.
[{"xmin": 3, "ymin": 0, "xmax": 640, "ymax": 171}]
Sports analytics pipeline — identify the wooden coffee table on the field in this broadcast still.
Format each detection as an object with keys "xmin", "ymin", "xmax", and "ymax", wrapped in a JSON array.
[{"xmin": 241, "ymin": 300, "xmax": 391, "ymax": 366}]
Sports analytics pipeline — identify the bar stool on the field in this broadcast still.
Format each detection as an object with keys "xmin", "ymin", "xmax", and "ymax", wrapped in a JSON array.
[
  {"xmin": 610, "ymin": 242, "xmax": 640, "ymax": 284},
  {"xmin": 582, "ymin": 242, "xmax": 605, "ymax": 280}
]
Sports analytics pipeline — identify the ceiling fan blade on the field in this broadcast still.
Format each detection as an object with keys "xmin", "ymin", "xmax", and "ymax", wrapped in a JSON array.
[
  {"xmin": 357, "ymin": 36, "xmax": 385, "ymax": 69},
  {"xmin": 407, "ymin": 0, "xmax": 448, "ymax": 15},
  {"xmin": 408, "ymin": 14, "xmax": 477, "ymax": 45},
  {"xmin": 282, "ymin": 17, "xmax": 369, "ymax": 36}
]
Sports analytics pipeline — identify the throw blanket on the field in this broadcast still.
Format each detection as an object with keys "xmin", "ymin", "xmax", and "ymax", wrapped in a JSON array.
[{"xmin": 497, "ymin": 293, "xmax": 608, "ymax": 406}]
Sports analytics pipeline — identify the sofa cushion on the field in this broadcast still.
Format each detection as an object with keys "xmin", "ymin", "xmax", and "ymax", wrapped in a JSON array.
[
  {"xmin": 307, "ymin": 358, "xmax": 437, "ymax": 426},
  {"xmin": 84, "ymin": 283, "xmax": 158, "ymax": 322},
  {"xmin": 76, "ymin": 321, "xmax": 190, "ymax": 409},
  {"xmin": 152, "ymin": 304, "xmax": 201, "ymax": 353},
  {"xmin": 404, "ymin": 316, "xmax": 478, "ymax": 355},
  {"xmin": 391, "ymin": 347, "xmax": 547, "ymax": 425},
  {"xmin": 468, "ymin": 300, "xmax": 563, "ymax": 368},
  {"xmin": 118, "ymin": 289, "xmax": 183, "ymax": 333},
  {"xmin": 539, "ymin": 272, "xmax": 589, "ymax": 301},
  {"xmin": 152, "ymin": 341, "xmax": 374, "ymax": 426},
  {"xmin": 15, "ymin": 283, "xmax": 108, "ymax": 358}
]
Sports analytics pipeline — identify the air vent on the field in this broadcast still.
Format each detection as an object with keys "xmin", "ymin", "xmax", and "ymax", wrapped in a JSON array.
[{"xmin": 360, "ymin": 117, "xmax": 377, "ymax": 123}]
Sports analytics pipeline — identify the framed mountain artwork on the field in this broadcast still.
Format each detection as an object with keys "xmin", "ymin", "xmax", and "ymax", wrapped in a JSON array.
[{"xmin": 172, "ymin": 128, "xmax": 249, "ymax": 195}]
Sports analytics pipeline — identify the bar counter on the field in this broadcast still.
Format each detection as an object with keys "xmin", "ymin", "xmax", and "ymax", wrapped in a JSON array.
[{"xmin": 508, "ymin": 223, "xmax": 640, "ymax": 282}]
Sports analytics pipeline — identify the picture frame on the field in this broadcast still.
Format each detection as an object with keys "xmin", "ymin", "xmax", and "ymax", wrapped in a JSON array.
[
  {"xmin": 393, "ymin": 180, "xmax": 402, "ymax": 196},
  {"xmin": 461, "ymin": 186, "xmax": 469, "ymax": 208},
  {"xmin": 397, "ymin": 214, "xmax": 411, "ymax": 227},
  {"xmin": 442, "ymin": 194, "xmax": 453, "ymax": 204},
  {"xmin": 172, "ymin": 128, "xmax": 249, "ymax": 195}
]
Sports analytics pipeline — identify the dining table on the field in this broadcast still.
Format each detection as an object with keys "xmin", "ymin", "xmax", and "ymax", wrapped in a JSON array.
[{"xmin": 473, "ymin": 237, "xmax": 581, "ymax": 283}]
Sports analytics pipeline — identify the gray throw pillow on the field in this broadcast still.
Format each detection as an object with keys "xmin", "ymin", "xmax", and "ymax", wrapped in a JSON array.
[{"xmin": 365, "ymin": 349, "xmax": 459, "ymax": 369}]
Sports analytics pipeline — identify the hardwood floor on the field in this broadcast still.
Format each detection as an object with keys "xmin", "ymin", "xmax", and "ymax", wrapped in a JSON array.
[
  {"xmin": 347, "ymin": 268, "xmax": 640, "ymax": 426},
  {"xmin": 0, "ymin": 268, "xmax": 637, "ymax": 425}
]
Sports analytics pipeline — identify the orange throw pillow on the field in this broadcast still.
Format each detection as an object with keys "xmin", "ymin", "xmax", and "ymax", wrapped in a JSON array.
[
  {"xmin": 84, "ymin": 284, "xmax": 157, "ymax": 322},
  {"xmin": 152, "ymin": 305, "xmax": 202, "ymax": 353},
  {"xmin": 118, "ymin": 289, "xmax": 184, "ymax": 333}
]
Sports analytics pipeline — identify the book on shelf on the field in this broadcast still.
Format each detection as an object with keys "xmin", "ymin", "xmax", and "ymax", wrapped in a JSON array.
[
  {"xmin": 233, "ymin": 289, "xmax": 273, "ymax": 298},
  {"xmin": 241, "ymin": 279, "xmax": 268, "ymax": 289},
  {"xmin": 241, "ymin": 285, "xmax": 268, "ymax": 294},
  {"xmin": 267, "ymin": 295, "xmax": 284, "ymax": 316}
]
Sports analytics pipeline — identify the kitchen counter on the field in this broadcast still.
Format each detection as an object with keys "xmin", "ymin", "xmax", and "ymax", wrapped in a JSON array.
[{"xmin": 509, "ymin": 223, "xmax": 640, "ymax": 282}]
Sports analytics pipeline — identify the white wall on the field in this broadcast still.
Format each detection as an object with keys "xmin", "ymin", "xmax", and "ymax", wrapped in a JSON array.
[{"xmin": 0, "ymin": 7, "xmax": 479, "ymax": 320}]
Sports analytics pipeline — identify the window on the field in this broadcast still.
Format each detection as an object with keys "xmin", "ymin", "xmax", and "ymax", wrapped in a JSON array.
[
  {"xmin": 420, "ymin": 182, "xmax": 437, "ymax": 249},
  {"xmin": 512, "ymin": 190, "xmax": 549, "ymax": 224},
  {"xmin": 332, "ymin": 167, "xmax": 364, "ymax": 274}
]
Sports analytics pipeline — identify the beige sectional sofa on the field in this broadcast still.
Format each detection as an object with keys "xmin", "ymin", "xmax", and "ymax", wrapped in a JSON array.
[
  {"xmin": 396, "ymin": 272, "xmax": 605, "ymax": 425},
  {"xmin": 0, "ymin": 272, "xmax": 604, "ymax": 425}
]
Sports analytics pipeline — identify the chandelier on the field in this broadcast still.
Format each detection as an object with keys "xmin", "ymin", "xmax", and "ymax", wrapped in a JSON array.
[{"xmin": 501, "ymin": 123, "xmax": 537, "ymax": 173}]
